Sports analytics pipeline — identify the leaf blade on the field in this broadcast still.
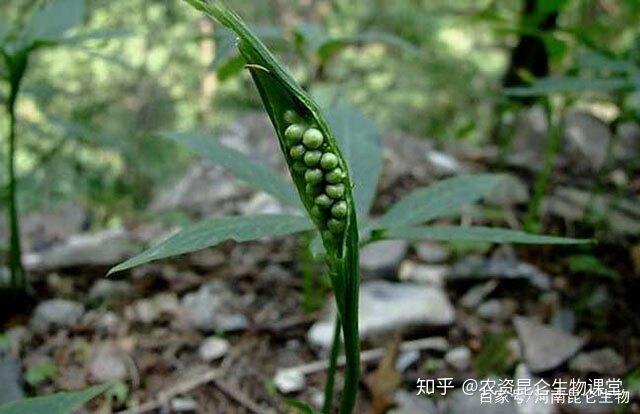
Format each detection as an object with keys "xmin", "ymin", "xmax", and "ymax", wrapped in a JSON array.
[
  {"xmin": 108, "ymin": 214, "xmax": 313, "ymax": 274},
  {"xmin": 382, "ymin": 226, "xmax": 591, "ymax": 244},
  {"xmin": 0, "ymin": 383, "xmax": 111, "ymax": 414}
]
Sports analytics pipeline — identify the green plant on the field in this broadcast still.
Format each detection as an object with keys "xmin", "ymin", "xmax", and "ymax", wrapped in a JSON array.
[
  {"xmin": 0, "ymin": 383, "xmax": 111, "ymax": 414},
  {"xmin": 0, "ymin": 0, "xmax": 116, "ymax": 293},
  {"xmin": 109, "ymin": 2, "xmax": 589, "ymax": 412}
]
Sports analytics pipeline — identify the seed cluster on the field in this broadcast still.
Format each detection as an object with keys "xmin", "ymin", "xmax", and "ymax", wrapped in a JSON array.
[{"xmin": 283, "ymin": 110, "xmax": 347, "ymax": 236}]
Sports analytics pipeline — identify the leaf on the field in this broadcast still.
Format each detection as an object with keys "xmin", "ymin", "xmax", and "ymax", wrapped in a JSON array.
[
  {"xmin": 317, "ymin": 31, "xmax": 417, "ymax": 62},
  {"xmin": 0, "ymin": 383, "xmax": 111, "ymax": 414},
  {"xmin": 284, "ymin": 399, "xmax": 320, "ymax": 414},
  {"xmin": 21, "ymin": 0, "xmax": 85, "ymax": 46},
  {"xmin": 376, "ymin": 175, "xmax": 502, "ymax": 229},
  {"xmin": 381, "ymin": 226, "xmax": 591, "ymax": 245},
  {"xmin": 109, "ymin": 214, "xmax": 313, "ymax": 274},
  {"xmin": 567, "ymin": 254, "xmax": 619, "ymax": 279},
  {"xmin": 504, "ymin": 76, "xmax": 634, "ymax": 97},
  {"xmin": 25, "ymin": 361, "xmax": 58, "ymax": 387},
  {"xmin": 326, "ymin": 104, "xmax": 382, "ymax": 223},
  {"xmin": 162, "ymin": 132, "xmax": 302, "ymax": 208},
  {"xmin": 577, "ymin": 52, "xmax": 638, "ymax": 74}
]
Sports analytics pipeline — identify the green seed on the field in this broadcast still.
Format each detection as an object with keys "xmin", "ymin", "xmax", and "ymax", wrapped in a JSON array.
[
  {"xmin": 320, "ymin": 153, "xmax": 339, "ymax": 170},
  {"xmin": 292, "ymin": 162, "xmax": 307, "ymax": 174},
  {"xmin": 305, "ymin": 168, "xmax": 323, "ymax": 184},
  {"xmin": 315, "ymin": 194, "xmax": 333, "ymax": 208},
  {"xmin": 285, "ymin": 124, "xmax": 305, "ymax": 144},
  {"xmin": 284, "ymin": 110, "xmax": 301, "ymax": 124},
  {"xmin": 305, "ymin": 183, "xmax": 320, "ymax": 196},
  {"xmin": 331, "ymin": 201, "xmax": 348, "ymax": 218},
  {"xmin": 302, "ymin": 128, "xmax": 324, "ymax": 149},
  {"xmin": 327, "ymin": 218, "xmax": 345, "ymax": 233},
  {"xmin": 326, "ymin": 184, "xmax": 345, "ymax": 199},
  {"xmin": 325, "ymin": 168, "xmax": 345, "ymax": 184},
  {"xmin": 303, "ymin": 150, "xmax": 322, "ymax": 167},
  {"xmin": 290, "ymin": 145, "xmax": 306, "ymax": 160},
  {"xmin": 310, "ymin": 205, "xmax": 323, "ymax": 219}
]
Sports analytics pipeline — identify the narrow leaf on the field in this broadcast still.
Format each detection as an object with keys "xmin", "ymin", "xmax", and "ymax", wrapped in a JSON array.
[
  {"xmin": 21, "ymin": 0, "xmax": 85, "ymax": 45},
  {"xmin": 0, "ymin": 383, "xmax": 111, "ymax": 414},
  {"xmin": 109, "ymin": 214, "xmax": 313, "ymax": 274},
  {"xmin": 163, "ymin": 132, "xmax": 302, "ymax": 208},
  {"xmin": 504, "ymin": 76, "xmax": 634, "ymax": 97},
  {"xmin": 376, "ymin": 175, "xmax": 503, "ymax": 229},
  {"xmin": 326, "ymin": 105, "xmax": 382, "ymax": 222},
  {"xmin": 382, "ymin": 226, "xmax": 591, "ymax": 244}
]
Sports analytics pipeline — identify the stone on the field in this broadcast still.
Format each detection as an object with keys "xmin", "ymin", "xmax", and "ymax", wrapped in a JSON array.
[
  {"xmin": 181, "ymin": 281, "xmax": 248, "ymax": 333},
  {"xmin": 171, "ymin": 397, "xmax": 198, "ymax": 412},
  {"xmin": 31, "ymin": 299, "xmax": 84, "ymax": 332},
  {"xmin": 198, "ymin": 337, "xmax": 230, "ymax": 362},
  {"xmin": 398, "ymin": 261, "xmax": 448, "ymax": 286},
  {"xmin": 459, "ymin": 280, "xmax": 498, "ymax": 309},
  {"xmin": 445, "ymin": 346, "xmax": 471, "ymax": 371},
  {"xmin": 382, "ymin": 132, "xmax": 434, "ymax": 188},
  {"xmin": 308, "ymin": 281, "xmax": 454, "ymax": 349},
  {"xmin": 89, "ymin": 279, "xmax": 132, "ymax": 301},
  {"xmin": 569, "ymin": 348, "xmax": 625, "ymax": 376},
  {"xmin": 389, "ymin": 390, "xmax": 437, "ymax": 414},
  {"xmin": 414, "ymin": 242, "xmax": 449, "ymax": 263},
  {"xmin": 240, "ymin": 192, "xmax": 289, "ymax": 215},
  {"xmin": 0, "ymin": 356, "xmax": 23, "ymax": 405},
  {"xmin": 426, "ymin": 150, "xmax": 464, "ymax": 176},
  {"xmin": 88, "ymin": 347, "xmax": 128, "ymax": 382},
  {"xmin": 509, "ymin": 105, "xmax": 548, "ymax": 169},
  {"xmin": 126, "ymin": 293, "xmax": 180, "ymax": 324},
  {"xmin": 274, "ymin": 368, "xmax": 306, "ymax": 394},
  {"xmin": 485, "ymin": 175, "xmax": 529, "ymax": 206},
  {"xmin": 563, "ymin": 111, "xmax": 612, "ymax": 170},
  {"xmin": 514, "ymin": 364, "xmax": 553, "ymax": 414},
  {"xmin": 513, "ymin": 316, "xmax": 585, "ymax": 373},
  {"xmin": 395, "ymin": 350, "xmax": 420, "ymax": 373},
  {"xmin": 450, "ymin": 256, "xmax": 551, "ymax": 290},
  {"xmin": 360, "ymin": 240, "xmax": 408, "ymax": 279},
  {"xmin": 24, "ymin": 228, "xmax": 139, "ymax": 271},
  {"xmin": 614, "ymin": 122, "xmax": 640, "ymax": 162},
  {"xmin": 477, "ymin": 299, "xmax": 517, "ymax": 322}
]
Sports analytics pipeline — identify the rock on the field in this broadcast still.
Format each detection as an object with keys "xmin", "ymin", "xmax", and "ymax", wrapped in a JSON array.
[
  {"xmin": 414, "ymin": 242, "xmax": 449, "ymax": 263},
  {"xmin": 31, "ymin": 299, "xmax": 84, "ymax": 332},
  {"xmin": 24, "ymin": 228, "xmax": 139, "ymax": 270},
  {"xmin": 614, "ymin": 122, "xmax": 640, "ymax": 162},
  {"xmin": 445, "ymin": 346, "xmax": 471, "ymax": 371},
  {"xmin": 274, "ymin": 368, "xmax": 306, "ymax": 394},
  {"xmin": 514, "ymin": 364, "xmax": 553, "ymax": 414},
  {"xmin": 513, "ymin": 316, "xmax": 585, "ymax": 373},
  {"xmin": 19, "ymin": 203, "xmax": 88, "ymax": 252},
  {"xmin": 426, "ymin": 150, "xmax": 464, "ymax": 176},
  {"xmin": 198, "ymin": 337, "xmax": 230, "ymax": 362},
  {"xmin": 308, "ymin": 281, "xmax": 454, "ymax": 349},
  {"xmin": 88, "ymin": 347, "xmax": 128, "ymax": 382},
  {"xmin": 477, "ymin": 299, "xmax": 517, "ymax": 322},
  {"xmin": 550, "ymin": 308, "xmax": 576, "ymax": 333},
  {"xmin": 360, "ymin": 240, "xmax": 408, "ymax": 279},
  {"xmin": 126, "ymin": 293, "xmax": 180, "ymax": 324},
  {"xmin": 240, "ymin": 192, "xmax": 290, "ymax": 215},
  {"xmin": 509, "ymin": 105, "xmax": 548, "ymax": 169},
  {"xmin": 569, "ymin": 348, "xmax": 625, "ymax": 376},
  {"xmin": 95, "ymin": 311, "xmax": 123, "ymax": 334},
  {"xmin": 459, "ymin": 280, "xmax": 498, "ymax": 309},
  {"xmin": 171, "ymin": 397, "xmax": 198, "ymax": 412},
  {"xmin": 450, "ymin": 256, "xmax": 551, "ymax": 290},
  {"xmin": 485, "ymin": 175, "xmax": 529, "ymax": 206},
  {"xmin": 181, "ymin": 281, "xmax": 248, "ymax": 332},
  {"xmin": 446, "ymin": 387, "xmax": 515, "ymax": 414},
  {"xmin": 89, "ymin": 279, "xmax": 133, "ymax": 301},
  {"xmin": 382, "ymin": 132, "xmax": 434, "ymax": 187},
  {"xmin": 564, "ymin": 111, "xmax": 612, "ymax": 170},
  {"xmin": 0, "ymin": 356, "xmax": 23, "ymax": 405},
  {"xmin": 395, "ymin": 350, "xmax": 420, "ymax": 373},
  {"xmin": 398, "ymin": 261, "xmax": 448, "ymax": 286},
  {"xmin": 389, "ymin": 390, "xmax": 437, "ymax": 414}
]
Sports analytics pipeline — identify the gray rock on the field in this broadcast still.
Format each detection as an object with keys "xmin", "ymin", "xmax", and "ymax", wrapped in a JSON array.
[
  {"xmin": 450, "ymin": 256, "xmax": 551, "ymax": 290},
  {"xmin": 308, "ymin": 281, "xmax": 454, "ymax": 349},
  {"xmin": 446, "ymin": 387, "xmax": 516, "ymax": 414},
  {"xmin": 415, "ymin": 242, "xmax": 450, "ymax": 263},
  {"xmin": 240, "ymin": 192, "xmax": 290, "ymax": 216},
  {"xmin": 614, "ymin": 122, "xmax": 640, "ymax": 162},
  {"xmin": 550, "ymin": 308, "xmax": 576, "ymax": 333},
  {"xmin": 19, "ymin": 203, "xmax": 87, "ymax": 252},
  {"xmin": 445, "ymin": 346, "xmax": 471, "ymax": 371},
  {"xmin": 89, "ymin": 279, "xmax": 132, "ymax": 301},
  {"xmin": 459, "ymin": 280, "xmax": 498, "ymax": 309},
  {"xmin": 564, "ymin": 111, "xmax": 611, "ymax": 171},
  {"xmin": 514, "ymin": 364, "xmax": 553, "ymax": 414},
  {"xmin": 395, "ymin": 350, "xmax": 420, "ymax": 373},
  {"xmin": 88, "ymin": 347, "xmax": 128, "ymax": 382},
  {"xmin": 170, "ymin": 397, "xmax": 198, "ymax": 412},
  {"xmin": 398, "ymin": 261, "xmax": 448, "ymax": 286},
  {"xmin": 181, "ymin": 281, "xmax": 248, "ymax": 332},
  {"xmin": 126, "ymin": 293, "xmax": 180, "ymax": 324},
  {"xmin": 360, "ymin": 240, "xmax": 408, "ymax": 279},
  {"xmin": 426, "ymin": 150, "xmax": 464, "ymax": 176},
  {"xmin": 513, "ymin": 316, "xmax": 585, "ymax": 373},
  {"xmin": 569, "ymin": 348, "xmax": 625, "ymax": 376},
  {"xmin": 509, "ymin": 105, "xmax": 548, "ymax": 169},
  {"xmin": 477, "ymin": 299, "xmax": 517, "ymax": 322},
  {"xmin": 198, "ymin": 337, "xmax": 230, "ymax": 362},
  {"xmin": 485, "ymin": 175, "xmax": 529, "ymax": 206},
  {"xmin": 274, "ymin": 368, "xmax": 306, "ymax": 394},
  {"xmin": 31, "ymin": 299, "xmax": 84, "ymax": 332},
  {"xmin": 382, "ymin": 132, "xmax": 434, "ymax": 187},
  {"xmin": 0, "ymin": 356, "xmax": 23, "ymax": 405},
  {"xmin": 24, "ymin": 228, "xmax": 139, "ymax": 270},
  {"xmin": 389, "ymin": 390, "xmax": 438, "ymax": 414}
]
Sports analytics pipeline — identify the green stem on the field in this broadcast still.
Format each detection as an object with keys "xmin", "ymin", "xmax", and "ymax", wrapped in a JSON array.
[
  {"xmin": 322, "ymin": 314, "xmax": 341, "ymax": 414},
  {"xmin": 524, "ymin": 98, "xmax": 562, "ymax": 233}
]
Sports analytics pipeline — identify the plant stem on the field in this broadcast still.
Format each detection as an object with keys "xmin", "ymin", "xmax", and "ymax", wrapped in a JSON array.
[
  {"xmin": 524, "ymin": 98, "xmax": 562, "ymax": 233},
  {"xmin": 322, "ymin": 314, "xmax": 341, "ymax": 414}
]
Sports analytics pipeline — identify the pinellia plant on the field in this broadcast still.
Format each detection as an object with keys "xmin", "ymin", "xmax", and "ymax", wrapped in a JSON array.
[{"xmin": 110, "ymin": 1, "xmax": 588, "ymax": 412}]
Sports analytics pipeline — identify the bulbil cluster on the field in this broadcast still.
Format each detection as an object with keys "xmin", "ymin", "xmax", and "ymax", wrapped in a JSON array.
[{"xmin": 283, "ymin": 110, "xmax": 348, "ymax": 238}]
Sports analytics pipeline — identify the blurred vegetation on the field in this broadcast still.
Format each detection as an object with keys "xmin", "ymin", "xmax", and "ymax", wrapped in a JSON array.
[{"xmin": 0, "ymin": 0, "xmax": 639, "ymax": 225}]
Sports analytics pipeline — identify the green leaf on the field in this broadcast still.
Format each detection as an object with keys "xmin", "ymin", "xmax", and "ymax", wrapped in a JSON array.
[
  {"xmin": 326, "ymin": 104, "xmax": 382, "ymax": 222},
  {"xmin": 21, "ymin": 0, "xmax": 85, "ymax": 46},
  {"xmin": 284, "ymin": 398, "xmax": 320, "ymax": 414},
  {"xmin": 567, "ymin": 254, "xmax": 619, "ymax": 279},
  {"xmin": 504, "ymin": 76, "xmax": 634, "ymax": 97},
  {"xmin": 382, "ymin": 226, "xmax": 591, "ymax": 244},
  {"xmin": 0, "ymin": 383, "xmax": 111, "ymax": 414},
  {"xmin": 577, "ymin": 52, "xmax": 638, "ymax": 74},
  {"xmin": 317, "ymin": 30, "xmax": 417, "ymax": 62},
  {"xmin": 25, "ymin": 361, "xmax": 58, "ymax": 387},
  {"xmin": 163, "ymin": 132, "xmax": 302, "ymax": 208},
  {"xmin": 109, "ymin": 214, "xmax": 313, "ymax": 274},
  {"xmin": 376, "ymin": 175, "xmax": 502, "ymax": 229}
]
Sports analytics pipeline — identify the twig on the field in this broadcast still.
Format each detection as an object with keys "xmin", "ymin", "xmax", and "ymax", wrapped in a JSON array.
[{"xmin": 211, "ymin": 378, "xmax": 267, "ymax": 414}]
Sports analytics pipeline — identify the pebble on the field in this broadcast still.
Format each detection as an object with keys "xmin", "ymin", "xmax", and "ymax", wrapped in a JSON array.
[
  {"xmin": 414, "ymin": 242, "xmax": 449, "ymax": 263},
  {"xmin": 444, "ymin": 346, "xmax": 471, "ymax": 371},
  {"xmin": 31, "ymin": 299, "xmax": 84, "ymax": 332},
  {"xmin": 569, "ymin": 348, "xmax": 626, "ymax": 376},
  {"xmin": 398, "ymin": 261, "xmax": 448, "ymax": 286},
  {"xmin": 274, "ymin": 368, "xmax": 306, "ymax": 394},
  {"xmin": 360, "ymin": 240, "xmax": 408, "ymax": 279},
  {"xmin": 198, "ymin": 337, "xmax": 230, "ymax": 362},
  {"xmin": 171, "ymin": 397, "xmax": 198, "ymax": 412},
  {"xmin": 459, "ymin": 280, "xmax": 498, "ymax": 309},
  {"xmin": 181, "ymin": 282, "xmax": 248, "ymax": 333},
  {"xmin": 88, "ymin": 347, "xmax": 128, "ymax": 382}
]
